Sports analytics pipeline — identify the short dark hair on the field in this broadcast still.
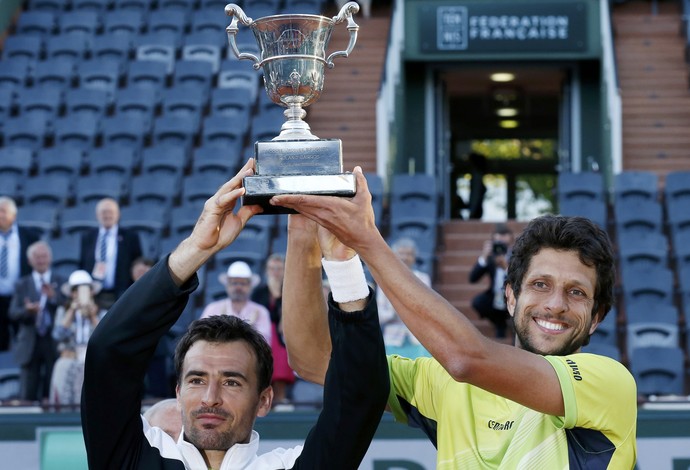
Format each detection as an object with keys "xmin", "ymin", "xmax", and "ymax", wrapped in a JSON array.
[
  {"xmin": 505, "ymin": 215, "xmax": 615, "ymax": 322},
  {"xmin": 174, "ymin": 315, "xmax": 273, "ymax": 393}
]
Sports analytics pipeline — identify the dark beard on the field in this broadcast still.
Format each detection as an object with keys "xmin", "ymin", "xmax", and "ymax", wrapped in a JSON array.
[
  {"xmin": 513, "ymin": 301, "xmax": 590, "ymax": 356},
  {"xmin": 186, "ymin": 425, "xmax": 238, "ymax": 451}
]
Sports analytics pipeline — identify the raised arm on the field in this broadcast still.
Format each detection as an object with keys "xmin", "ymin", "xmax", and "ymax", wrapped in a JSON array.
[
  {"xmin": 282, "ymin": 215, "xmax": 330, "ymax": 384},
  {"xmin": 272, "ymin": 168, "xmax": 565, "ymax": 417}
]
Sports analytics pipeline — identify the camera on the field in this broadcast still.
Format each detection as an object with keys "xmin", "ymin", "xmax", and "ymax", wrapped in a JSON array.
[{"xmin": 492, "ymin": 241, "xmax": 508, "ymax": 256}]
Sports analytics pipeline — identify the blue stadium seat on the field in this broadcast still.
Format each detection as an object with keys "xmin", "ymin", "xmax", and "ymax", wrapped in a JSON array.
[
  {"xmin": 621, "ymin": 265, "xmax": 675, "ymax": 306},
  {"xmin": 129, "ymin": 173, "xmax": 180, "ymax": 207},
  {"xmin": 249, "ymin": 108, "xmax": 285, "ymax": 143},
  {"xmin": 558, "ymin": 198, "xmax": 608, "ymax": 231},
  {"xmin": 390, "ymin": 173, "xmax": 438, "ymax": 206},
  {"xmin": 60, "ymin": 202, "xmax": 99, "ymax": 235},
  {"xmin": 173, "ymin": 59, "xmax": 214, "ymax": 96},
  {"xmin": 53, "ymin": 114, "xmax": 100, "ymax": 150},
  {"xmin": 158, "ymin": 0, "xmax": 196, "ymax": 12},
  {"xmin": 614, "ymin": 199, "xmax": 663, "ymax": 234},
  {"xmin": 57, "ymin": 10, "xmax": 101, "ymax": 35},
  {"xmin": 197, "ymin": 0, "xmax": 228, "ymax": 10},
  {"xmin": 16, "ymin": 85, "xmax": 63, "ymax": 121},
  {"xmin": 200, "ymin": 115, "xmax": 246, "ymax": 150},
  {"xmin": 617, "ymin": 230, "xmax": 668, "ymax": 272},
  {"xmin": 217, "ymin": 59, "xmax": 259, "ymax": 99},
  {"xmin": 64, "ymin": 88, "xmax": 110, "ymax": 118},
  {"xmin": 557, "ymin": 171, "xmax": 605, "ymax": 203},
  {"xmin": 0, "ymin": 174, "xmax": 23, "ymax": 202},
  {"xmin": 626, "ymin": 302, "xmax": 679, "ymax": 358},
  {"xmin": 667, "ymin": 201, "xmax": 690, "ymax": 248},
  {"xmin": 113, "ymin": 0, "xmax": 153, "ymax": 10},
  {"xmin": 45, "ymin": 32, "xmax": 90, "ymax": 62},
  {"xmin": 214, "ymin": 237, "xmax": 268, "ymax": 275},
  {"xmin": 101, "ymin": 114, "xmax": 149, "ymax": 149},
  {"xmin": 76, "ymin": 58, "xmax": 122, "ymax": 97},
  {"xmin": 140, "ymin": 144, "xmax": 188, "ymax": 180},
  {"xmin": 182, "ymin": 173, "xmax": 229, "ymax": 203},
  {"xmin": 34, "ymin": 57, "xmax": 75, "ymax": 90},
  {"xmin": 0, "ymin": 57, "xmax": 32, "ymax": 90},
  {"xmin": 89, "ymin": 145, "xmax": 137, "ymax": 177},
  {"xmin": 160, "ymin": 85, "xmax": 207, "ymax": 127},
  {"xmin": 114, "ymin": 85, "xmax": 159, "ymax": 123},
  {"xmin": 28, "ymin": 0, "xmax": 70, "ymax": 11},
  {"xmin": 16, "ymin": 10, "xmax": 56, "ymax": 36},
  {"xmin": 135, "ymin": 32, "xmax": 179, "ymax": 73},
  {"xmin": 613, "ymin": 170, "xmax": 659, "ymax": 204},
  {"xmin": 365, "ymin": 172, "xmax": 384, "ymax": 228},
  {"xmin": 2, "ymin": 34, "xmax": 44, "ymax": 61},
  {"xmin": 71, "ymin": 0, "xmax": 111, "ymax": 11},
  {"xmin": 0, "ymin": 146, "xmax": 35, "ymax": 178},
  {"xmin": 210, "ymin": 87, "xmax": 254, "ymax": 119},
  {"xmin": 580, "ymin": 343, "xmax": 621, "ymax": 362},
  {"xmin": 17, "ymin": 203, "xmax": 59, "ymax": 237},
  {"xmin": 169, "ymin": 204, "xmax": 200, "ymax": 236},
  {"xmin": 631, "ymin": 346, "xmax": 685, "ymax": 396},
  {"xmin": 126, "ymin": 59, "xmax": 169, "ymax": 91},
  {"xmin": 0, "ymin": 89, "xmax": 14, "ymax": 120},
  {"xmin": 190, "ymin": 9, "xmax": 229, "ymax": 34},
  {"xmin": 74, "ymin": 173, "xmax": 126, "ymax": 204},
  {"xmin": 120, "ymin": 202, "xmax": 169, "ymax": 236},
  {"xmin": 36, "ymin": 145, "xmax": 85, "ymax": 181},
  {"xmin": 91, "ymin": 34, "xmax": 134, "ymax": 67},
  {"xmin": 282, "ymin": 0, "xmax": 324, "ymax": 14},
  {"xmin": 147, "ymin": 8, "xmax": 188, "ymax": 38},
  {"xmin": 182, "ymin": 32, "xmax": 223, "ymax": 74},
  {"xmin": 48, "ymin": 233, "xmax": 82, "ymax": 275},
  {"xmin": 2, "ymin": 114, "xmax": 49, "ymax": 150},
  {"xmin": 152, "ymin": 114, "xmax": 199, "ymax": 152},
  {"xmin": 23, "ymin": 174, "xmax": 72, "ymax": 206},
  {"xmin": 192, "ymin": 145, "xmax": 242, "ymax": 175},
  {"xmin": 103, "ymin": 9, "xmax": 144, "ymax": 36},
  {"xmin": 664, "ymin": 170, "xmax": 690, "ymax": 211}
]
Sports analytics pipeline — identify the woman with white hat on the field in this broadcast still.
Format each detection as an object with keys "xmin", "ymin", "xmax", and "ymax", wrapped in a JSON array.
[{"xmin": 49, "ymin": 269, "xmax": 106, "ymax": 408}]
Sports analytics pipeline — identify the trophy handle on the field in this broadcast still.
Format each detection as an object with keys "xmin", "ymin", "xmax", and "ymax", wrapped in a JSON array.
[
  {"xmin": 326, "ymin": 1, "xmax": 360, "ymax": 69},
  {"xmin": 225, "ymin": 3, "xmax": 261, "ymax": 68}
]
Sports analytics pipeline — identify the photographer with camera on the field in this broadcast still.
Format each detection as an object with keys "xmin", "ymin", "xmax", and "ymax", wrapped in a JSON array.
[{"xmin": 469, "ymin": 223, "xmax": 514, "ymax": 338}]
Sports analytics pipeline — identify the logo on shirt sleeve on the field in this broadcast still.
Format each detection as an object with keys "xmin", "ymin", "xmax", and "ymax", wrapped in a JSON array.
[{"xmin": 566, "ymin": 359, "xmax": 583, "ymax": 381}]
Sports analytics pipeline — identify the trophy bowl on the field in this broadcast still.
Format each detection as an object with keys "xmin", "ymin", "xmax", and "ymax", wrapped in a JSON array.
[{"xmin": 225, "ymin": 1, "xmax": 361, "ymax": 213}]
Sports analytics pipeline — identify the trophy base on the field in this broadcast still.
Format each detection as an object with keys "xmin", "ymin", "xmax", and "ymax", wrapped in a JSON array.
[{"xmin": 242, "ymin": 173, "xmax": 357, "ymax": 214}]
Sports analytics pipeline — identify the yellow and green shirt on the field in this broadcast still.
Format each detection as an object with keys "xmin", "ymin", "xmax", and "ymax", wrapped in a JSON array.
[{"xmin": 387, "ymin": 353, "xmax": 637, "ymax": 469}]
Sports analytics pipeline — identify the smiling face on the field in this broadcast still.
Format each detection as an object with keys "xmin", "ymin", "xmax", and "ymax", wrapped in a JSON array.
[
  {"xmin": 506, "ymin": 248, "xmax": 600, "ymax": 356},
  {"xmin": 176, "ymin": 340, "xmax": 272, "ymax": 453}
]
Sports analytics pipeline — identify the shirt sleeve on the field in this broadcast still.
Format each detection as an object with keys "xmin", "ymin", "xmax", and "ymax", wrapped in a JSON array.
[
  {"xmin": 387, "ymin": 355, "xmax": 443, "ymax": 425},
  {"xmin": 544, "ymin": 353, "xmax": 638, "ymax": 441}
]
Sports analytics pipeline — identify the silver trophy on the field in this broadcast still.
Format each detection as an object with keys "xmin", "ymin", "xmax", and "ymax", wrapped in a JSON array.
[{"xmin": 225, "ymin": 1, "xmax": 360, "ymax": 213}]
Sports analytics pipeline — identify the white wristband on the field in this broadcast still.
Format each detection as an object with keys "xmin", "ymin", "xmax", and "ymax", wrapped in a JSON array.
[{"xmin": 321, "ymin": 254, "xmax": 369, "ymax": 303}]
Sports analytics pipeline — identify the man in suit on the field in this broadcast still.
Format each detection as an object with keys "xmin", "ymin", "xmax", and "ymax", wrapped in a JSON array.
[
  {"xmin": 79, "ymin": 198, "xmax": 142, "ymax": 309},
  {"xmin": 9, "ymin": 240, "xmax": 66, "ymax": 402},
  {"xmin": 469, "ymin": 223, "xmax": 514, "ymax": 338},
  {"xmin": 0, "ymin": 197, "xmax": 40, "ymax": 352}
]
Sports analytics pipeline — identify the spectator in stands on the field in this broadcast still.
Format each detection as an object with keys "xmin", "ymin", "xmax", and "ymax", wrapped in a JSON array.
[
  {"xmin": 200, "ymin": 261, "xmax": 272, "ymax": 344},
  {"xmin": 377, "ymin": 237, "xmax": 431, "ymax": 358},
  {"xmin": 79, "ymin": 198, "xmax": 142, "ymax": 309},
  {"xmin": 251, "ymin": 253, "xmax": 295, "ymax": 406},
  {"xmin": 50, "ymin": 270, "xmax": 106, "ymax": 407},
  {"xmin": 81, "ymin": 160, "xmax": 389, "ymax": 469},
  {"xmin": 9, "ymin": 241, "xmax": 67, "ymax": 403},
  {"xmin": 276, "ymin": 169, "xmax": 637, "ymax": 468},
  {"xmin": 469, "ymin": 223, "xmax": 514, "ymax": 338},
  {"xmin": 0, "ymin": 196, "xmax": 40, "ymax": 351},
  {"xmin": 143, "ymin": 398, "xmax": 182, "ymax": 442}
]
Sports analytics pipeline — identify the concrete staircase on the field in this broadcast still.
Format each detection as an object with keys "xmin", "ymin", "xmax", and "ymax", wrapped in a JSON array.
[{"xmin": 613, "ymin": 0, "xmax": 690, "ymax": 182}]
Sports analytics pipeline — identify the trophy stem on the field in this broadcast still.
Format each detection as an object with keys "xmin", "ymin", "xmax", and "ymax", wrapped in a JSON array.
[{"xmin": 274, "ymin": 104, "xmax": 320, "ymax": 140}]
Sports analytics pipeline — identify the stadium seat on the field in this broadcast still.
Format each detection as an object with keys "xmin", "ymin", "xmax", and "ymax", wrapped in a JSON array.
[
  {"xmin": 114, "ymin": 85, "xmax": 159, "ymax": 124},
  {"xmin": 2, "ymin": 34, "xmax": 43, "ymax": 61},
  {"xmin": 53, "ymin": 114, "xmax": 100, "ymax": 150},
  {"xmin": 200, "ymin": 115, "xmax": 246, "ymax": 150},
  {"xmin": 621, "ymin": 265, "xmax": 675, "ymax": 306},
  {"xmin": 182, "ymin": 173, "xmax": 229, "ymax": 203},
  {"xmin": 282, "ymin": 0, "xmax": 323, "ymax": 14},
  {"xmin": 557, "ymin": 171, "xmax": 605, "ymax": 203},
  {"xmin": 617, "ymin": 230, "xmax": 668, "ymax": 271},
  {"xmin": 0, "ymin": 89, "xmax": 14, "ymax": 121},
  {"xmin": 91, "ymin": 34, "xmax": 134, "ymax": 68},
  {"xmin": 34, "ymin": 57, "xmax": 75, "ymax": 90},
  {"xmin": 217, "ymin": 59, "xmax": 259, "ymax": 99},
  {"xmin": 169, "ymin": 204, "xmax": 201, "ymax": 236},
  {"xmin": 588, "ymin": 307, "xmax": 618, "ymax": 347},
  {"xmin": 57, "ymin": 10, "xmax": 101, "ymax": 35},
  {"xmin": 89, "ymin": 145, "xmax": 137, "ymax": 177},
  {"xmin": 613, "ymin": 170, "xmax": 658, "ymax": 204},
  {"xmin": 120, "ymin": 203, "xmax": 169, "ymax": 236},
  {"xmin": 101, "ymin": 114, "xmax": 149, "ymax": 149},
  {"xmin": 192, "ymin": 144, "xmax": 242, "ymax": 175},
  {"xmin": 2, "ymin": 114, "xmax": 49, "ymax": 151},
  {"xmin": 249, "ymin": 109, "xmax": 285, "ymax": 143},
  {"xmin": 129, "ymin": 173, "xmax": 180, "ymax": 207},
  {"xmin": 76, "ymin": 58, "xmax": 122, "ymax": 97},
  {"xmin": 45, "ymin": 32, "xmax": 90, "ymax": 62},
  {"xmin": 37, "ymin": 145, "xmax": 85, "ymax": 181},
  {"xmin": 626, "ymin": 302, "xmax": 679, "ymax": 358},
  {"xmin": 158, "ymin": 0, "xmax": 196, "ymax": 12},
  {"xmin": 16, "ymin": 10, "xmax": 56, "ymax": 36},
  {"xmin": 23, "ymin": 174, "xmax": 72, "ymax": 207},
  {"xmin": 182, "ymin": 32, "xmax": 223, "ymax": 73},
  {"xmin": 113, "ymin": 0, "xmax": 153, "ymax": 10},
  {"xmin": 17, "ymin": 203, "xmax": 59, "ymax": 237},
  {"xmin": 103, "ymin": 9, "xmax": 144, "ymax": 35},
  {"xmin": 664, "ymin": 170, "xmax": 690, "ymax": 210},
  {"xmin": 190, "ymin": 9, "xmax": 229, "ymax": 34},
  {"xmin": 27, "ymin": 0, "xmax": 70, "ymax": 11},
  {"xmin": 172, "ymin": 59, "xmax": 215, "ymax": 97},
  {"xmin": 160, "ymin": 85, "xmax": 208, "ymax": 126},
  {"xmin": 0, "ymin": 57, "xmax": 32, "ymax": 90},
  {"xmin": 147, "ymin": 8, "xmax": 188, "ymax": 38},
  {"xmin": 16, "ymin": 85, "xmax": 63, "ymax": 121},
  {"xmin": 210, "ymin": 87, "xmax": 254, "ymax": 119},
  {"xmin": 140, "ymin": 144, "xmax": 188, "ymax": 180},
  {"xmin": 126, "ymin": 59, "xmax": 169, "ymax": 91},
  {"xmin": 390, "ymin": 173, "xmax": 438, "ymax": 205},
  {"xmin": 365, "ymin": 172, "xmax": 385, "ymax": 227},
  {"xmin": 60, "ymin": 202, "xmax": 99, "ymax": 235},
  {"xmin": 135, "ymin": 33, "xmax": 178, "ymax": 73},
  {"xmin": 214, "ymin": 237, "xmax": 267, "ymax": 274},
  {"xmin": 72, "ymin": 0, "xmax": 111, "ymax": 10},
  {"xmin": 0, "ymin": 146, "xmax": 35, "ymax": 178},
  {"xmin": 614, "ymin": 198, "xmax": 663, "ymax": 234},
  {"xmin": 0, "ymin": 174, "xmax": 24, "ymax": 202},
  {"xmin": 74, "ymin": 173, "xmax": 126, "ymax": 204},
  {"xmin": 559, "ymin": 198, "xmax": 608, "ymax": 231},
  {"xmin": 152, "ymin": 114, "xmax": 199, "ymax": 152},
  {"xmin": 631, "ymin": 346, "xmax": 685, "ymax": 396},
  {"xmin": 580, "ymin": 343, "xmax": 621, "ymax": 362},
  {"xmin": 64, "ymin": 88, "xmax": 111, "ymax": 118}
]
